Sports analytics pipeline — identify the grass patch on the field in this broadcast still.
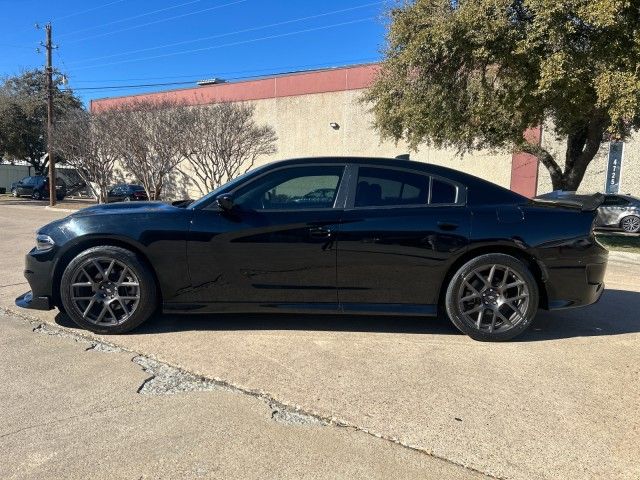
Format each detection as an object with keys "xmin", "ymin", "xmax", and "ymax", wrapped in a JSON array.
[{"xmin": 596, "ymin": 233, "xmax": 640, "ymax": 254}]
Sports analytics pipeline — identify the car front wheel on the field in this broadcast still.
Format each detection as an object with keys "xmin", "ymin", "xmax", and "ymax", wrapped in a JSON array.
[
  {"xmin": 60, "ymin": 246, "xmax": 157, "ymax": 334},
  {"xmin": 445, "ymin": 253, "xmax": 539, "ymax": 341},
  {"xmin": 620, "ymin": 215, "xmax": 640, "ymax": 234},
  {"xmin": 11, "ymin": 188, "xmax": 18, "ymax": 197},
  {"xmin": 32, "ymin": 190, "xmax": 42, "ymax": 200}
]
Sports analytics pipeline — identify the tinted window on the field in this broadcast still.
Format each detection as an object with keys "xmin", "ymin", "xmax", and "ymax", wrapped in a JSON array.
[
  {"xmin": 603, "ymin": 195, "xmax": 629, "ymax": 206},
  {"xmin": 430, "ymin": 178, "xmax": 458, "ymax": 204},
  {"xmin": 234, "ymin": 165, "xmax": 343, "ymax": 210},
  {"xmin": 355, "ymin": 167, "xmax": 429, "ymax": 207}
]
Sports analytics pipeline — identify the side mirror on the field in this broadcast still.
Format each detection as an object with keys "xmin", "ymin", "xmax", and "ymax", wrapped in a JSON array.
[{"xmin": 216, "ymin": 194, "xmax": 235, "ymax": 211}]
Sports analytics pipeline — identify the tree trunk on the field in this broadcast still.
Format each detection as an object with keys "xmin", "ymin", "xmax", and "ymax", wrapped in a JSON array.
[{"xmin": 519, "ymin": 115, "xmax": 606, "ymax": 192}]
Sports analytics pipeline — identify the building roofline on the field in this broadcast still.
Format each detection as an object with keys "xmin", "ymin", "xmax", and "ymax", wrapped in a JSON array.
[{"xmin": 90, "ymin": 62, "xmax": 380, "ymax": 111}]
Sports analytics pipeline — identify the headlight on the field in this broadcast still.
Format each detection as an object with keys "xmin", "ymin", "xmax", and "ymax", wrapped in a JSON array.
[{"xmin": 35, "ymin": 234, "xmax": 55, "ymax": 252}]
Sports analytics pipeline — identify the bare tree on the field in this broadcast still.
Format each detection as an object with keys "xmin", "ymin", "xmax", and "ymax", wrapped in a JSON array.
[
  {"xmin": 183, "ymin": 102, "xmax": 277, "ymax": 196},
  {"xmin": 110, "ymin": 99, "xmax": 195, "ymax": 200},
  {"xmin": 53, "ymin": 109, "xmax": 120, "ymax": 203}
]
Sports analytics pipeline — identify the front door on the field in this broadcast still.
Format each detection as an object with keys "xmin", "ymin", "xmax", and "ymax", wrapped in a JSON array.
[
  {"xmin": 186, "ymin": 164, "xmax": 346, "ymax": 310},
  {"xmin": 337, "ymin": 165, "xmax": 471, "ymax": 312}
]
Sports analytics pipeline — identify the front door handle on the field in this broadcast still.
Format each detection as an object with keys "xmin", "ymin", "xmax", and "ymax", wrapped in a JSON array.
[
  {"xmin": 437, "ymin": 221, "xmax": 458, "ymax": 231},
  {"xmin": 309, "ymin": 226, "xmax": 332, "ymax": 239}
]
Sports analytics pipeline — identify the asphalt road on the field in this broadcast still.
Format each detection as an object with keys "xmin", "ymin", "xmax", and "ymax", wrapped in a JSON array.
[{"xmin": 1, "ymin": 201, "xmax": 639, "ymax": 480}]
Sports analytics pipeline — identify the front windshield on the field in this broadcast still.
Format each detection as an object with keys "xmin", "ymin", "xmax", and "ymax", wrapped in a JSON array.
[{"xmin": 188, "ymin": 164, "xmax": 270, "ymax": 209}]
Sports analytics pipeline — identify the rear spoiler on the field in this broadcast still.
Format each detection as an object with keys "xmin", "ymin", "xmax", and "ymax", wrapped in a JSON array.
[
  {"xmin": 580, "ymin": 193, "xmax": 605, "ymax": 211},
  {"xmin": 533, "ymin": 193, "xmax": 605, "ymax": 212}
]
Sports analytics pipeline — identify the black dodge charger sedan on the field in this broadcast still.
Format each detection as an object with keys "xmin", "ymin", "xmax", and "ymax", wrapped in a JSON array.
[{"xmin": 16, "ymin": 157, "xmax": 608, "ymax": 341}]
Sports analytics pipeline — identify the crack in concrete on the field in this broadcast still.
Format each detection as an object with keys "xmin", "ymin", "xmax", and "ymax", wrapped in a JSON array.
[
  {"xmin": 133, "ymin": 356, "xmax": 230, "ymax": 395},
  {"xmin": 8, "ymin": 308, "xmax": 502, "ymax": 479},
  {"xmin": 0, "ymin": 400, "xmax": 141, "ymax": 440},
  {"xmin": 32, "ymin": 322, "xmax": 122, "ymax": 353},
  {"xmin": 0, "ymin": 281, "xmax": 28, "ymax": 289}
]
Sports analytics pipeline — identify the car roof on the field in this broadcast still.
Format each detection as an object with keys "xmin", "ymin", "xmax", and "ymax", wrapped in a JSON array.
[
  {"xmin": 264, "ymin": 156, "xmax": 488, "ymax": 182},
  {"xmin": 252, "ymin": 156, "xmax": 527, "ymax": 205}
]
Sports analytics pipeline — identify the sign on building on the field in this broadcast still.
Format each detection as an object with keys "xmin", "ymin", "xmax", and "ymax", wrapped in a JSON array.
[{"xmin": 605, "ymin": 141, "xmax": 624, "ymax": 194}]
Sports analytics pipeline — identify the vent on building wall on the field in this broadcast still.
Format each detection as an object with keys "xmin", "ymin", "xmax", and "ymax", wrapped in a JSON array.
[{"xmin": 197, "ymin": 78, "xmax": 227, "ymax": 86}]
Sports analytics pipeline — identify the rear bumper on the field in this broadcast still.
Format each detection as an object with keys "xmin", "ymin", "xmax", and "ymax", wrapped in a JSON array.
[{"xmin": 544, "ymin": 261, "xmax": 607, "ymax": 310}]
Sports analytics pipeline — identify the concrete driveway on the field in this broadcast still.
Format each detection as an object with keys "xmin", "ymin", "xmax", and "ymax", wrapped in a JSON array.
[{"xmin": 1, "ymin": 202, "xmax": 639, "ymax": 480}]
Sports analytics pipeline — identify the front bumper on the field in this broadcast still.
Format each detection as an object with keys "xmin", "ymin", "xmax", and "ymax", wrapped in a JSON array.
[
  {"xmin": 15, "ymin": 248, "xmax": 56, "ymax": 311},
  {"xmin": 15, "ymin": 291, "xmax": 52, "ymax": 310}
]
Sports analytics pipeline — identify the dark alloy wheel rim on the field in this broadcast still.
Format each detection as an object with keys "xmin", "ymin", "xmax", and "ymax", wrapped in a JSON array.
[
  {"xmin": 622, "ymin": 216, "xmax": 640, "ymax": 233},
  {"xmin": 457, "ymin": 264, "xmax": 530, "ymax": 334},
  {"xmin": 70, "ymin": 258, "xmax": 141, "ymax": 326}
]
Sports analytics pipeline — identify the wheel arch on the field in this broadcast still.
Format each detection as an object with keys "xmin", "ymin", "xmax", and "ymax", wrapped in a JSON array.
[
  {"xmin": 438, "ymin": 244, "xmax": 549, "ymax": 312},
  {"xmin": 52, "ymin": 236, "xmax": 162, "ymax": 310}
]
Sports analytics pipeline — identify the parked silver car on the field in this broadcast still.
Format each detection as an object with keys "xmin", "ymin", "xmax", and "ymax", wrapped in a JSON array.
[{"xmin": 536, "ymin": 191, "xmax": 640, "ymax": 234}]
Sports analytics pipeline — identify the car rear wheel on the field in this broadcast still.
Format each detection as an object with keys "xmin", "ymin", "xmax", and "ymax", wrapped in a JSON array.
[
  {"xmin": 123, "ymin": 196, "xmax": 131, "ymax": 202},
  {"xmin": 620, "ymin": 215, "xmax": 640, "ymax": 234},
  {"xmin": 32, "ymin": 190, "xmax": 42, "ymax": 200},
  {"xmin": 60, "ymin": 246, "xmax": 157, "ymax": 334},
  {"xmin": 445, "ymin": 253, "xmax": 539, "ymax": 341}
]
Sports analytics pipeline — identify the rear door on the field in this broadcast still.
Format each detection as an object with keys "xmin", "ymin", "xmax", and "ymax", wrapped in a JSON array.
[{"xmin": 337, "ymin": 165, "xmax": 471, "ymax": 312}]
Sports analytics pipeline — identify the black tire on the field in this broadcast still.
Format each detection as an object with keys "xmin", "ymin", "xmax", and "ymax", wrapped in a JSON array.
[
  {"xmin": 445, "ymin": 253, "xmax": 539, "ymax": 341},
  {"xmin": 620, "ymin": 215, "xmax": 640, "ymax": 234},
  {"xmin": 123, "ymin": 196, "xmax": 131, "ymax": 202},
  {"xmin": 32, "ymin": 190, "xmax": 43, "ymax": 200},
  {"xmin": 60, "ymin": 246, "xmax": 157, "ymax": 334},
  {"xmin": 11, "ymin": 188, "xmax": 18, "ymax": 197}
]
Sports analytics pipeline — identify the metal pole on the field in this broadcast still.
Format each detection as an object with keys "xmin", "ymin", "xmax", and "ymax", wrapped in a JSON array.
[{"xmin": 45, "ymin": 23, "xmax": 56, "ymax": 207}]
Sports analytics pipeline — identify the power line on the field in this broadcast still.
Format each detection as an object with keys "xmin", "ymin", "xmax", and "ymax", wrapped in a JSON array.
[
  {"xmin": 66, "ymin": 1, "xmax": 383, "ymax": 66},
  {"xmin": 66, "ymin": 57, "xmax": 381, "ymax": 85},
  {"xmin": 63, "ymin": 59, "xmax": 380, "ymax": 92},
  {"xmin": 50, "ymin": 0, "xmax": 128, "ymax": 22},
  {"xmin": 58, "ymin": 0, "xmax": 203, "ymax": 38},
  {"xmin": 70, "ymin": 17, "xmax": 377, "ymax": 71},
  {"xmin": 64, "ymin": 0, "xmax": 250, "ymax": 44}
]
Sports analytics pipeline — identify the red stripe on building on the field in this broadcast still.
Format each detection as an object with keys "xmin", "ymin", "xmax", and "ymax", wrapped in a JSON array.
[
  {"xmin": 90, "ymin": 63, "xmax": 380, "ymax": 112},
  {"xmin": 510, "ymin": 126, "xmax": 541, "ymax": 198}
]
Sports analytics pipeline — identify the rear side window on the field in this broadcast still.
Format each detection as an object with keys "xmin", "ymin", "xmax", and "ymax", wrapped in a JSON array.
[
  {"xmin": 355, "ymin": 167, "xmax": 429, "ymax": 207},
  {"xmin": 354, "ymin": 167, "xmax": 461, "ymax": 207},
  {"xmin": 430, "ymin": 178, "xmax": 458, "ymax": 204},
  {"xmin": 603, "ymin": 195, "xmax": 629, "ymax": 206}
]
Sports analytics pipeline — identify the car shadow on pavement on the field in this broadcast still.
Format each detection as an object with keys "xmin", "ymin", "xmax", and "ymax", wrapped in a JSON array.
[{"xmin": 53, "ymin": 289, "xmax": 640, "ymax": 340}]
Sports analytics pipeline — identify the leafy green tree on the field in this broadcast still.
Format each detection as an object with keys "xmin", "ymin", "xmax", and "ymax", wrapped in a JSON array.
[
  {"xmin": 365, "ymin": 0, "xmax": 640, "ymax": 191},
  {"xmin": 0, "ymin": 69, "xmax": 82, "ymax": 174}
]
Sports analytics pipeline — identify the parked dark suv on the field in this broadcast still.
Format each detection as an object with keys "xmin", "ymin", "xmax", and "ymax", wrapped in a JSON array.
[
  {"xmin": 11, "ymin": 176, "xmax": 67, "ymax": 201},
  {"xmin": 107, "ymin": 184, "xmax": 148, "ymax": 203}
]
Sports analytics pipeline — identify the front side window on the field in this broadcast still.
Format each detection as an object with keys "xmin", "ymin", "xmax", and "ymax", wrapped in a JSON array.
[{"xmin": 234, "ymin": 165, "xmax": 344, "ymax": 211}]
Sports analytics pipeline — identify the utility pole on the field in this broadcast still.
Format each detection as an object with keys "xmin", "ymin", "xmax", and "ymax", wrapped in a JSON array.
[{"xmin": 45, "ymin": 23, "xmax": 56, "ymax": 207}]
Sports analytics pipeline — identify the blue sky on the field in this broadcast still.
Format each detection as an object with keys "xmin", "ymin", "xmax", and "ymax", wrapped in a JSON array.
[{"xmin": 0, "ymin": 0, "xmax": 388, "ymax": 104}]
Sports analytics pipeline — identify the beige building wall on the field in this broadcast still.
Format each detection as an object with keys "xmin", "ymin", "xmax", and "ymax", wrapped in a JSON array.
[
  {"xmin": 176, "ymin": 89, "xmax": 514, "ymax": 199},
  {"xmin": 538, "ymin": 126, "xmax": 640, "ymax": 197}
]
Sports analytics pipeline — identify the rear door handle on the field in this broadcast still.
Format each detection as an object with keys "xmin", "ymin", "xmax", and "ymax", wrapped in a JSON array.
[
  {"xmin": 437, "ymin": 222, "xmax": 458, "ymax": 231},
  {"xmin": 309, "ymin": 226, "xmax": 332, "ymax": 239}
]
